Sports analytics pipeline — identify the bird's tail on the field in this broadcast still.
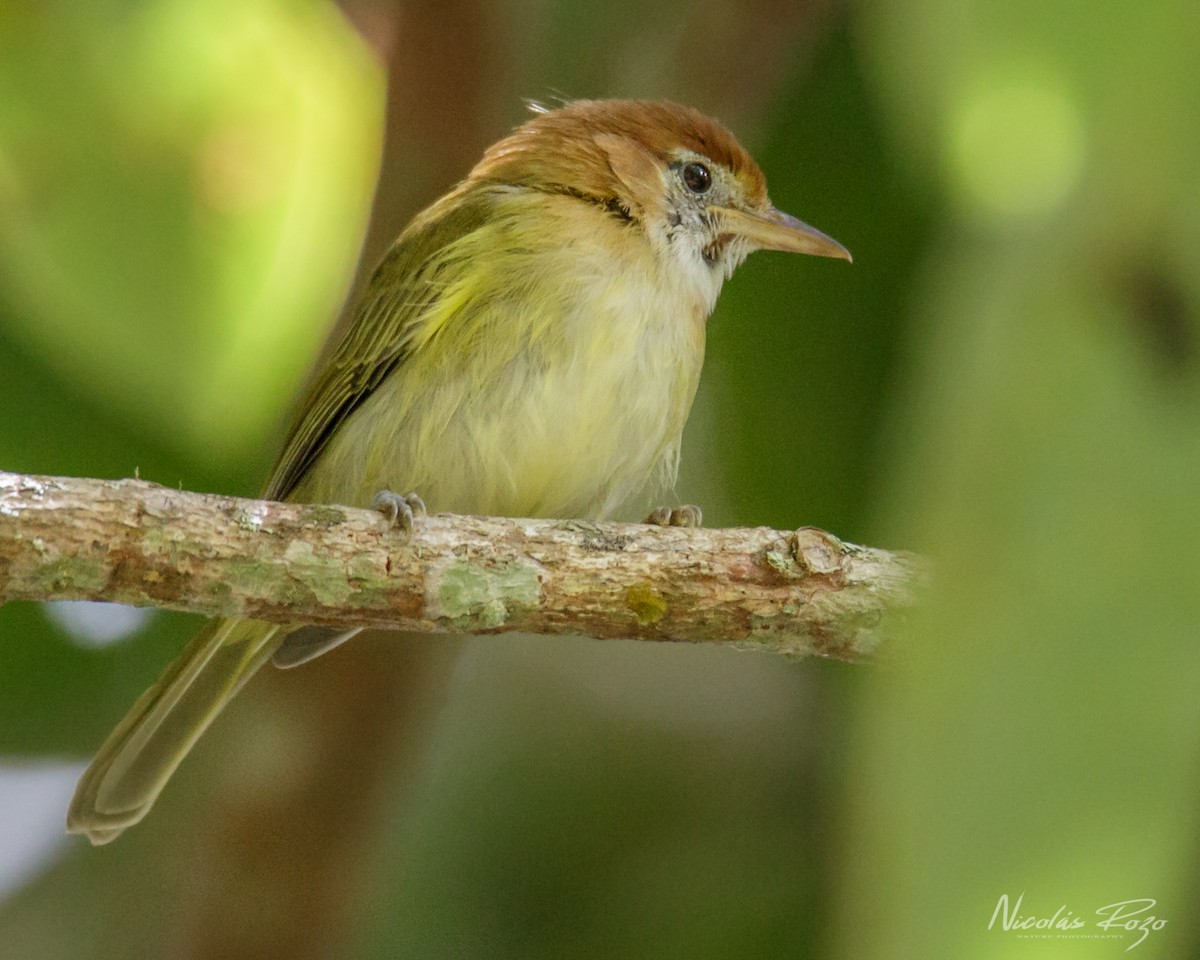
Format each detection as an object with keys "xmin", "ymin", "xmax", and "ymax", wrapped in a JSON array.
[{"xmin": 67, "ymin": 617, "xmax": 283, "ymax": 845}]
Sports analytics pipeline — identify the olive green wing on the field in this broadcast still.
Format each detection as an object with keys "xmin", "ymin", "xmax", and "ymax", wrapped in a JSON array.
[{"xmin": 263, "ymin": 188, "xmax": 492, "ymax": 503}]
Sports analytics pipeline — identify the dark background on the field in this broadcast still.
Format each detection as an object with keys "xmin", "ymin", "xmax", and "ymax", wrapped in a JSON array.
[{"xmin": 1, "ymin": 0, "xmax": 1197, "ymax": 957}]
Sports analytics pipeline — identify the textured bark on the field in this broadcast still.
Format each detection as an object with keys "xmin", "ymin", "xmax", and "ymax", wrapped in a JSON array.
[{"xmin": 0, "ymin": 471, "xmax": 924, "ymax": 660}]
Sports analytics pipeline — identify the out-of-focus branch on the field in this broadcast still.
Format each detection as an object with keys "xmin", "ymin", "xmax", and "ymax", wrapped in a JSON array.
[{"xmin": 0, "ymin": 471, "xmax": 923, "ymax": 660}]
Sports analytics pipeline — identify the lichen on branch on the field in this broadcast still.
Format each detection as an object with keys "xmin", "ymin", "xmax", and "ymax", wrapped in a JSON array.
[{"xmin": 0, "ymin": 471, "xmax": 924, "ymax": 660}]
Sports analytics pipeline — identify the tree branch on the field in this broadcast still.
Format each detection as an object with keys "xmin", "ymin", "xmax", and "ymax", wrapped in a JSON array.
[{"xmin": 0, "ymin": 471, "xmax": 923, "ymax": 660}]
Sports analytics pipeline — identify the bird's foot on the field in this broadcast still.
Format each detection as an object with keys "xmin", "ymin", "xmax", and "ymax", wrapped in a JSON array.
[
  {"xmin": 372, "ymin": 489, "xmax": 426, "ymax": 542},
  {"xmin": 644, "ymin": 504, "xmax": 702, "ymax": 528}
]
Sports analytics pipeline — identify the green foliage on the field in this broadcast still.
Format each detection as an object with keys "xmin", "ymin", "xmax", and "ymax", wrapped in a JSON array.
[
  {"xmin": 835, "ymin": 2, "xmax": 1200, "ymax": 955},
  {"xmin": 0, "ymin": 0, "xmax": 381, "ymax": 465},
  {"xmin": 0, "ymin": 0, "xmax": 380, "ymax": 746}
]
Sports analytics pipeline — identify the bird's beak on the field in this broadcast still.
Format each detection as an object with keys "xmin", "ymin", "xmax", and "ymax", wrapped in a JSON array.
[{"xmin": 711, "ymin": 206, "xmax": 852, "ymax": 262}]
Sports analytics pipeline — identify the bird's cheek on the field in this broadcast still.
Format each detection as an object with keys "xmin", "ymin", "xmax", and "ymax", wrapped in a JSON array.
[{"xmin": 593, "ymin": 132, "xmax": 666, "ymax": 221}]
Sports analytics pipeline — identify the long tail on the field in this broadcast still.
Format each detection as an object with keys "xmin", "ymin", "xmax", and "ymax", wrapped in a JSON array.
[{"xmin": 67, "ymin": 618, "xmax": 283, "ymax": 845}]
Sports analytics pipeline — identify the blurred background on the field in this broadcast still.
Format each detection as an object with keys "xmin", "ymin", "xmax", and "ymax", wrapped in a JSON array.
[{"xmin": 1, "ymin": 0, "xmax": 1198, "ymax": 957}]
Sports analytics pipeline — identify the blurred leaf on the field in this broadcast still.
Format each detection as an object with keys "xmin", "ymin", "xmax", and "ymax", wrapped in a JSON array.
[
  {"xmin": 834, "ymin": 0, "xmax": 1200, "ymax": 955},
  {"xmin": 0, "ymin": 0, "xmax": 384, "ymax": 757},
  {"xmin": 0, "ymin": 0, "xmax": 382, "ymax": 460}
]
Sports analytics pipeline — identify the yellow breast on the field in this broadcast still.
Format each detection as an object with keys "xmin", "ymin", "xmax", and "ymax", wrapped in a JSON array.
[{"xmin": 301, "ymin": 190, "xmax": 712, "ymax": 520}]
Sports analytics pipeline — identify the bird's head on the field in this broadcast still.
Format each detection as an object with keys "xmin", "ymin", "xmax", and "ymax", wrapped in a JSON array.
[{"xmin": 468, "ymin": 98, "xmax": 850, "ymax": 291}]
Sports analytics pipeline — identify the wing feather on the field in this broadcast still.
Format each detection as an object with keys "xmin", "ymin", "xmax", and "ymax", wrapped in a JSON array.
[{"xmin": 263, "ymin": 188, "xmax": 493, "ymax": 502}]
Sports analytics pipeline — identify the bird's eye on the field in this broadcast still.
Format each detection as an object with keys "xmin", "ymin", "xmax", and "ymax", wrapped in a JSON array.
[{"xmin": 681, "ymin": 162, "xmax": 711, "ymax": 194}]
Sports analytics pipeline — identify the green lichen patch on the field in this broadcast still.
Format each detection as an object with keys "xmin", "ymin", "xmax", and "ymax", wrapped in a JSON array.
[
  {"xmin": 30, "ymin": 556, "xmax": 108, "ymax": 594},
  {"xmin": 225, "ymin": 558, "xmax": 289, "ymax": 598},
  {"xmin": 280, "ymin": 540, "xmax": 354, "ymax": 605},
  {"xmin": 435, "ymin": 559, "xmax": 540, "ymax": 629},
  {"xmin": 625, "ymin": 582, "xmax": 667, "ymax": 625},
  {"xmin": 301, "ymin": 504, "xmax": 348, "ymax": 527},
  {"xmin": 137, "ymin": 525, "xmax": 186, "ymax": 560},
  {"xmin": 346, "ymin": 553, "xmax": 386, "ymax": 584}
]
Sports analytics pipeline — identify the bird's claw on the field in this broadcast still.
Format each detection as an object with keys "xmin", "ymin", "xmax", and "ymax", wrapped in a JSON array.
[
  {"xmin": 644, "ymin": 504, "xmax": 702, "ymax": 528},
  {"xmin": 372, "ymin": 490, "xmax": 426, "ymax": 542}
]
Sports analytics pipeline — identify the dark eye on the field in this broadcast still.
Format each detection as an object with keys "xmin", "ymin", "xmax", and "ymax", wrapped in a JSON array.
[{"xmin": 681, "ymin": 162, "xmax": 711, "ymax": 194}]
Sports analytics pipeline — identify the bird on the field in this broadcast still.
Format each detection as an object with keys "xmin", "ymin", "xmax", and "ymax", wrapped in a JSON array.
[{"xmin": 67, "ymin": 98, "xmax": 850, "ymax": 843}]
